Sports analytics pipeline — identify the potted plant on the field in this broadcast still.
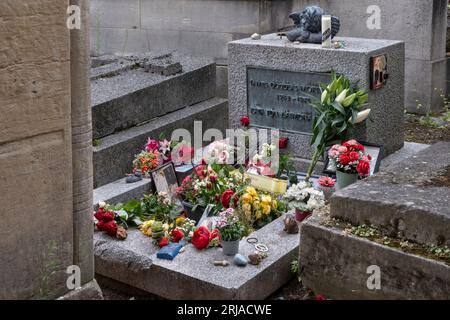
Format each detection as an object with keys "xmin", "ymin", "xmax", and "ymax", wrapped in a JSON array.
[
  {"xmin": 216, "ymin": 208, "xmax": 244, "ymax": 256},
  {"xmin": 284, "ymin": 182, "xmax": 325, "ymax": 222},
  {"xmin": 328, "ymin": 139, "xmax": 371, "ymax": 189}
]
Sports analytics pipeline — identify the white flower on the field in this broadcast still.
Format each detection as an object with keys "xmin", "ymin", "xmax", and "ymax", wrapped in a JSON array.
[
  {"xmin": 98, "ymin": 201, "xmax": 107, "ymax": 208},
  {"xmin": 284, "ymin": 182, "xmax": 325, "ymax": 212}
]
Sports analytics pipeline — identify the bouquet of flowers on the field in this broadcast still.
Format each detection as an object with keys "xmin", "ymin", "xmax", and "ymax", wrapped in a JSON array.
[
  {"xmin": 215, "ymin": 208, "xmax": 244, "ymax": 242},
  {"xmin": 140, "ymin": 216, "xmax": 197, "ymax": 248},
  {"xmin": 176, "ymin": 164, "xmax": 248, "ymax": 210},
  {"xmin": 94, "ymin": 202, "xmax": 127, "ymax": 240},
  {"xmin": 204, "ymin": 139, "xmax": 234, "ymax": 165},
  {"xmin": 238, "ymin": 186, "xmax": 284, "ymax": 230},
  {"xmin": 133, "ymin": 137, "xmax": 194, "ymax": 176},
  {"xmin": 284, "ymin": 182, "xmax": 325, "ymax": 214},
  {"xmin": 328, "ymin": 139, "xmax": 371, "ymax": 177},
  {"xmin": 132, "ymin": 150, "xmax": 160, "ymax": 176}
]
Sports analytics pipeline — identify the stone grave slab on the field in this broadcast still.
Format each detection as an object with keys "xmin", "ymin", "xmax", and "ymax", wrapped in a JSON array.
[
  {"xmin": 91, "ymin": 53, "xmax": 216, "ymax": 139},
  {"xmin": 331, "ymin": 142, "xmax": 450, "ymax": 246},
  {"xmin": 94, "ymin": 216, "xmax": 299, "ymax": 300},
  {"xmin": 300, "ymin": 212, "xmax": 450, "ymax": 300}
]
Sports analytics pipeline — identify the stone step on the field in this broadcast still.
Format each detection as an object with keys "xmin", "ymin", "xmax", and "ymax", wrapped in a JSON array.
[
  {"xmin": 91, "ymin": 54, "xmax": 216, "ymax": 139},
  {"xmin": 93, "ymin": 97, "xmax": 228, "ymax": 188},
  {"xmin": 330, "ymin": 142, "xmax": 450, "ymax": 246},
  {"xmin": 94, "ymin": 215, "xmax": 299, "ymax": 300},
  {"xmin": 299, "ymin": 214, "xmax": 450, "ymax": 299}
]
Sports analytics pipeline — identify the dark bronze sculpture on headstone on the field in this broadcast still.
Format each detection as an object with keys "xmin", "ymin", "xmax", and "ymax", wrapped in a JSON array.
[{"xmin": 285, "ymin": 6, "xmax": 340, "ymax": 44}]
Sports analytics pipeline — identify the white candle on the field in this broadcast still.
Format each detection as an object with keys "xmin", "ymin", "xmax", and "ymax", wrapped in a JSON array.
[{"xmin": 322, "ymin": 15, "xmax": 332, "ymax": 48}]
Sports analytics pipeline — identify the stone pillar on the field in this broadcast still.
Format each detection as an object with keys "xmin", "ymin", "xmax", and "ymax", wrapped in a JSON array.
[
  {"xmin": 0, "ymin": 0, "xmax": 74, "ymax": 299},
  {"xmin": 70, "ymin": 0, "xmax": 95, "ymax": 286},
  {"xmin": 292, "ymin": 0, "xmax": 448, "ymax": 113}
]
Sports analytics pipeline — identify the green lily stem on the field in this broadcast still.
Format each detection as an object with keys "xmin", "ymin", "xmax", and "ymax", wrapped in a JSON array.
[{"xmin": 305, "ymin": 146, "xmax": 323, "ymax": 183}]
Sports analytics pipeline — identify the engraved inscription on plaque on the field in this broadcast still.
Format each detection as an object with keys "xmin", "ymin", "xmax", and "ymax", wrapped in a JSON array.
[{"xmin": 247, "ymin": 67, "xmax": 332, "ymax": 134}]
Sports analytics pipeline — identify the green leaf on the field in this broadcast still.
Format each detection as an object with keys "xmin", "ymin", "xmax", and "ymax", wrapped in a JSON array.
[
  {"xmin": 331, "ymin": 101, "xmax": 345, "ymax": 115},
  {"xmin": 314, "ymin": 112, "xmax": 326, "ymax": 129},
  {"xmin": 331, "ymin": 115, "xmax": 345, "ymax": 126}
]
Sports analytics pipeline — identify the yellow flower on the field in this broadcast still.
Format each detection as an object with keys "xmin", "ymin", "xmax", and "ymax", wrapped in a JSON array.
[
  {"xmin": 261, "ymin": 195, "xmax": 272, "ymax": 205},
  {"xmin": 242, "ymin": 193, "xmax": 253, "ymax": 204},
  {"xmin": 262, "ymin": 204, "xmax": 271, "ymax": 216},
  {"xmin": 140, "ymin": 220, "xmax": 155, "ymax": 237},
  {"xmin": 176, "ymin": 216, "xmax": 186, "ymax": 225},
  {"xmin": 246, "ymin": 187, "xmax": 258, "ymax": 198}
]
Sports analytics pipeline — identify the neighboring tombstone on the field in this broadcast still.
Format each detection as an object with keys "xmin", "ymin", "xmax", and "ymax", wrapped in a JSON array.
[
  {"xmin": 228, "ymin": 34, "xmax": 405, "ymax": 171},
  {"xmin": 292, "ymin": 0, "xmax": 448, "ymax": 113}
]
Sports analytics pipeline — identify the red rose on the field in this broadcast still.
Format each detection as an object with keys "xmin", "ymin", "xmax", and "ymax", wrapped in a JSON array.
[
  {"xmin": 357, "ymin": 160, "xmax": 370, "ymax": 177},
  {"xmin": 315, "ymin": 294, "xmax": 327, "ymax": 301},
  {"xmin": 158, "ymin": 236, "xmax": 170, "ymax": 247},
  {"xmin": 94, "ymin": 208, "xmax": 115, "ymax": 221},
  {"xmin": 220, "ymin": 189, "xmax": 236, "ymax": 208},
  {"xmin": 349, "ymin": 151, "xmax": 360, "ymax": 162},
  {"xmin": 279, "ymin": 137, "xmax": 289, "ymax": 149},
  {"xmin": 353, "ymin": 144, "xmax": 365, "ymax": 152},
  {"xmin": 170, "ymin": 229, "xmax": 184, "ymax": 243},
  {"xmin": 145, "ymin": 139, "xmax": 159, "ymax": 151},
  {"xmin": 209, "ymin": 175, "xmax": 217, "ymax": 183},
  {"xmin": 94, "ymin": 208, "xmax": 105, "ymax": 220},
  {"xmin": 240, "ymin": 116, "xmax": 250, "ymax": 127},
  {"xmin": 339, "ymin": 154, "xmax": 350, "ymax": 166},
  {"xmin": 210, "ymin": 229, "xmax": 220, "ymax": 241},
  {"xmin": 96, "ymin": 220, "xmax": 106, "ymax": 231},
  {"xmin": 192, "ymin": 226, "xmax": 211, "ymax": 250},
  {"xmin": 103, "ymin": 220, "xmax": 118, "ymax": 237},
  {"xmin": 195, "ymin": 165, "xmax": 205, "ymax": 176}
]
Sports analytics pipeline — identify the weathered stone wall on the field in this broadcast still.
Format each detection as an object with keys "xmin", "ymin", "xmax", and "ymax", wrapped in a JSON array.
[
  {"xmin": 89, "ymin": 0, "xmax": 293, "ymax": 97},
  {"xmin": 0, "ymin": 0, "xmax": 72, "ymax": 299},
  {"xmin": 293, "ymin": 0, "xmax": 448, "ymax": 113},
  {"xmin": 90, "ymin": 0, "xmax": 291, "ymax": 60}
]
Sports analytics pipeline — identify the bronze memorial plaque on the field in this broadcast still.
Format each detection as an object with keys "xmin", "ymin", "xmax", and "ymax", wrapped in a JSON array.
[{"xmin": 247, "ymin": 67, "xmax": 331, "ymax": 134}]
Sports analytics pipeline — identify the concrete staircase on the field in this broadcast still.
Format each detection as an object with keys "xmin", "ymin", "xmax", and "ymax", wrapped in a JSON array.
[
  {"xmin": 299, "ymin": 142, "xmax": 450, "ymax": 299},
  {"xmin": 91, "ymin": 52, "xmax": 228, "ymax": 190}
]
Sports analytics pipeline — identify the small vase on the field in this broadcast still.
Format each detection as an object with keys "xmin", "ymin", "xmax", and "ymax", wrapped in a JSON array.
[
  {"xmin": 295, "ymin": 209, "xmax": 312, "ymax": 222},
  {"xmin": 336, "ymin": 171, "xmax": 358, "ymax": 190},
  {"xmin": 221, "ymin": 240, "xmax": 240, "ymax": 256}
]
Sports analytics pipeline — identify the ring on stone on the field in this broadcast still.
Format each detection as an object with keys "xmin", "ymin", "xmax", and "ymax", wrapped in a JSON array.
[
  {"xmin": 255, "ymin": 243, "xmax": 268, "ymax": 252},
  {"xmin": 247, "ymin": 237, "xmax": 258, "ymax": 244}
]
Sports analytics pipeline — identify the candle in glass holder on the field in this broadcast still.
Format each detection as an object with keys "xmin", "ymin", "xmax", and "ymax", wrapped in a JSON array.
[{"xmin": 322, "ymin": 15, "xmax": 332, "ymax": 48}]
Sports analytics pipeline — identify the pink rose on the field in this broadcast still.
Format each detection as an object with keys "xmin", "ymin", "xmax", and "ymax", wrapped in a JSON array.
[
  {"xmin": 145, "ymin": 139, "xmax": 159, "ymax": 151},
  {"xmin": 338, "ymin": 146, "xmax": 348, "ymax": 154}
]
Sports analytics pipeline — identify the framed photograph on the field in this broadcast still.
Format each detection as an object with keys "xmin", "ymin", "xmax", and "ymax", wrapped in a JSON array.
[
  {"xmin": 370, "ymin": 54, "xmax": 388, "ymax": 90},
  {"xmin": 151, "ymin": 162, "xmax": 184, "ymax": 209},
  {"xmin": 323, "ymin": 142, "xmax": 383, "ymax": 177}
]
